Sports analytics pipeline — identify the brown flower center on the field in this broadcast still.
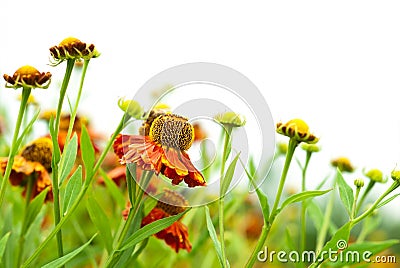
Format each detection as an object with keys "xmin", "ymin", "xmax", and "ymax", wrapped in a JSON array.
[
  {"xmin": 156, "ymin": 190, "xmax": 188, "ymax": 215},
  {"xmin": 20, "ymin": 137, "xmax": 53, "ymax": 172},
  {"xmin": 149, "ymin": 114, "xmax": 194, "ymax": 151}
]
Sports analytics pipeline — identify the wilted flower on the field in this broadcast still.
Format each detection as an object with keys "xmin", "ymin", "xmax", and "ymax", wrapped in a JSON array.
[
  {"xmin": 141, "ymin": 190, "xmax": 191, "ymax": 252},
  {"xmin": 49, "ymin": 37, "xmax": 100, "ymax": 65},
  {"xmin": 215, "ymin": 111, "xmax": 246, "ymax": 128},
  {"xmin": 0, "ymin": 137, "xmax": 54, "ymax": 202},
  {"xmin": 3, "ymin": 65, "xmax": 51, "ymax": 89},
  {"xmin": 276, "ymin": 119, "xmax": 318, "ymax": 144},
  {"xmin": 114, "ymin": 113, "xmax": 205, "ymax": 187},
  {"xmin": 331, "ymin": 157, "xmax": 354, "ymax": 173}
]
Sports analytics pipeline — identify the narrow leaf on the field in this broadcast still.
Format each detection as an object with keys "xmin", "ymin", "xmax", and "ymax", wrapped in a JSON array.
[
  {"xmin": 49, "ymin": 117, "xmax": 61, "ymax": 164},
  {"xmin": 63, "ymin": 166, "xmax": 82, "ymax": 215},
  {"xmin": 307, "ymin": 201, "xmax": 337, "ymax": 235},
  {"xmin": 98, "ymin": 168, "xmax": 125, "ymax": 208},
  {"xmin": 87, "ymin": 196, "xmax": 113, "ymax": 253},
  {"xmin": 120, "ymin": 209, "xmax": 190, "ymax": 251},
  {"xmin": 377, "ymin": 193, "xmax": 400, "ymax": 209},
  {"xmin": 280, "ymin": 189, "xmax": 332, "ymax": 210},
  {"xmin": 336, "ymin": 169, "xmax": 354, "ymax": 216},
  {"xmin": 220, "ymin": 153, "xmax": 240, "ymax": 196},
  {"xmin": 204, "ymin": 206, "xmax": 224, "ymax": 267},
  {"xmin": 80, "ymin": 125, "xmax": 95, "ymax": 179},
  {"xmin": 41, "ymin": 234, "xmax": 96, "ymax": 268},
  {"xmin": 313, "ymin": 222, "xmax": 351, "ymax": 266},
  {"xmin": 22, "ymin": 188, "xmax": 49, "ymax": 234},
  {"xmin": 0, "ymin": 232, "xmax": 10, "ymax": 260},
  {"xmin": 58, "ymin": 134, "xmax": 78, "ymax": 185}
]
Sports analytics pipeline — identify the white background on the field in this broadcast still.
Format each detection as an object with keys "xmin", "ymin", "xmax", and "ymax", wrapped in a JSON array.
[{"xmin": 1, "ymin": 1, "xmax": 400, "ymax": 209}]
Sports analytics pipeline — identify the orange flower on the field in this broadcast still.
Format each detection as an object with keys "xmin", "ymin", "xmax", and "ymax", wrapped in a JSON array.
[
  {"xmin": 141, "ymin": 190, "xmax": 191, "ymax": 253},
  {"xmin": 113, "ymin": 114, "xmax": 206, "ymax": 187},
  {"xmin": 0, "ymin": 156, "xmax": 53, "ymax": 202},
  {"xmin": 3, "ymin": 65, "xmax": 51, "ymax": 89}
]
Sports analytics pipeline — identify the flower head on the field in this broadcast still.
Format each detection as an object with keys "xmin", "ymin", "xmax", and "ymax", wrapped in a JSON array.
[
  {"xmin": 276, "ymin": 119, "xmax": 318, "ymax": 144},
  {"xmin": 113, "ymin": 113, "xmax": 206, "ymax": 187},
  {"xmin": 3, "ymin": 65, "xmax": 51, "ymax": 89},
  {"xmin": 215, "ymin": 111, "xmax": 246, "ymax": 128},
  {"xmin": 391, "ymin": 166, "xmax": 400, "ymax": 182},
  {"xmin": 20, "ymin": 137, "xmax": 53, "ymax": 172},
  {"xmin": 363, "ymin": 169, "xmax": 386, "ymax": 183},
  {"xmin": 301, "ymin": 143, "xmax": 320, "ymax": 153},
  {"xmin": 0, "ymin": 155, "xmax": 53, "ymax": 201},
  {"xmin": 139, "ymin": 105, "xmax": 171, "ymax": 136},
  {"xmin": 331, "ymin": 157, "xmax": 354, "ymax": 173},
  {"xmin": 141, "ymin": 189, "xmax": 191, "ymax": 253},
  {"xmin": 49, "ymin": 37, "xmax": 100, "ymax": 65}
]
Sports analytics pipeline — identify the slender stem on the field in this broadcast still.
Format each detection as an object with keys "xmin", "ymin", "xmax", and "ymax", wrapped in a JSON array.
[
  {"xmin": 356, "ymin": 217, "xmax": 370, "ymax": 243},
  {"xmin": 16, "ymin": 176, "xmax": 35, "ymax": 267},
  {"xmin": 300, "ymin": 151, "xmax": 312, "ymax": 254},
  {"xmin": 355, "ymin": 180, "xmax": 375, "ymax": 215},
  {"xmin": 246, "ymin": 138, "xmax": 298, "ymax": 268},
  {"xmin": 351, "ymin": 187, "xmax": 361, "ymax": 220},
  {"xmin": 0, "ymin": 87, "xmax": 31, "ymax": 209},
  {"xmin": 219, "ymin": 126, "xmax": 232, "ymax": 268},
  {"xmin": 315, "ymin": 184, "xmax": 335, "ymax": 253},
  {"xmin": 65, "ymin": 59, "xmax": 90, "ymax": 146},
  {"xmin": 22, "ymin": 115, "xmax": 127, "ymax": 268},
  {"xmin": 51, "ymin": 59, "xmax": 75, "ymax": 260},
  {"xmin": 352, "ymin": 181, "xmax": 400, "ymax": 226}
]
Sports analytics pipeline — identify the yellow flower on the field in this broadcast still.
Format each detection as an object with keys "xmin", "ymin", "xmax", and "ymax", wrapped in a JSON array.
[
  {"xmin": 215, "ymin": 111, "xmax": 246, "ymax": 127},
  {"xmin": 49, "ymin": 37, "xmax": 100, "ymax": 65},
  {"xmin": 276, "ymin": 119, "xmax": 318, "ymax": 144},
  {"xmin": 18, "ymin": 94, "xmax": 38, "ymax": 105},
  {"xmin": 363, "ymin": 169, "xmax": 386, "ymax": 183},
  {"xmin": 331, "ymin": 157, "xmax": 354, "ymax": 173},
  {"xmin": 391, "ymin": 167, "xmax": 400, "ymax": 182},
  {"xmin": 3, "ymin": 65, "xmax": 51, "ymax": 89}
]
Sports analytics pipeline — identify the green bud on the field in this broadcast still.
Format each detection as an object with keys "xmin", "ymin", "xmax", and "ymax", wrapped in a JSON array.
[
  {"xmin": 215, "ymin": 111, "xmax": 246, "ymax": 127},
  {"xmin": 118, "ymin": 97, "xmax": 144, "ymax": 119},
  {"xmin": 354, "ymin": 178, "xmax": 364, "ymax": 188}
]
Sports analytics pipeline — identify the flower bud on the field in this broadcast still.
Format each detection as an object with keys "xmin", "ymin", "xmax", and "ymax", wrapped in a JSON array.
[
  {"xmin": 215, "ymin": 111, "xmax": 246, "ymax": 127},
  {"xmin": 118, "ymin": 98, "xmax": 144, "ymax": 119},
  {"xmin": 354, "ymin": 178, "xmax": 364, "ymax": 188}
]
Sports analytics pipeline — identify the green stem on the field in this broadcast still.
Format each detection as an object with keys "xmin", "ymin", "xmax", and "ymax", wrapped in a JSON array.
[
  {"xmin": 106, "ymin": 170, "xmax": 153, "ymax": 267},
  {"xmin": 352, "ymin": 181, "xmax": 400, "ymax": 226},
  {"xmin": 0, "ymin": 87, "xmax": 31, "ymax": 209},
  {"xmin": 315, "ymin": 183, "xmax": 335, "ymax": 253},
  {"xmin": 16, "ymin": 175, "xmax": 35, "ymax": 267},
  {"xmin": 51, "ymin": 59, "xmax": 74, "ymax": 260},
  {"xmin": 22, "ymin": 115, "xmax": 127, "ymax": 268},
  {"xmin": 351, "ymin": 187, "xmax": 361, "ymax": 220},
  {"xmin": 65, "ymin": 59, "xmax": 90, "ymax": 146},
  {"xmin": 300, "ymin": 151, "xmax": 312, "ymax": 254},
  {"xmin": 355, "ymin": 180, "xmax": 375, "ymax": 215},
  {"xmin": 219, "ymin": 126, "xmax": 232, "ymax": 268},
  {"xmin": 245, "ymin": 138, "xmax": 298, "ymax": 268}
]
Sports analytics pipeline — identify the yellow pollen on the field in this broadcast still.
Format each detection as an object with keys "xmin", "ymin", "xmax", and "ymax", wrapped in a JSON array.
[
  {"xmin": 59, "ymin": 37, "xmax": 81, "ymax": 46},
  {"xmin": 149, "ymin": 114, "xmax": 194, "ymax": 151},
  {"xmin": 287, "ymin": 119, "xmax": 309, "ymax": 133},
  {"xmin": 20, "ymin": 137, "xmax": 53, "ymax": 172},
  {"xmin": 15, "ymin": 65, "xmax": 40, "ymax": 76}
]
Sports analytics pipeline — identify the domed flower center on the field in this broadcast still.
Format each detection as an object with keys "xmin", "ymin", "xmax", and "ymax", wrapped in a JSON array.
[
  {"xmin": 149, "ymin": 114, "xmax": 194, "ymax": 151},
  {"xmin": 21, "ymin": 137, "xmax": 53, "ymax": 172},
  {"xmin": 286, "ymin": 119, "xmax": 309, "ymax": 133},
  {"xmin": 156, "ymin": 190, "xmax": 188, "ymax": 215},
  {"xmin": 59, "ymin": 37, "xmax": 81, "ymax": 46},
  {"xmin": 15, "ymin": 65, "xmax": 40, "ymax": 77}
]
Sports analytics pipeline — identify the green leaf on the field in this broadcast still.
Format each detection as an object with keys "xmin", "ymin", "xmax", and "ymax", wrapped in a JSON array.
[
  {"xmin": 220, "ymin": 153, "xmax": 240, "ymax": 196},
  {"xmin": 62, "ymin": 166, "xmax": 82, "ymax": 215},
  {"xmin": 377, "ymin": 193, "xmax": 400, "ymax": 209},
  {"xmin": 120, "ymin": 208, "xmax": 190, "ymax": 251},
  {"xmin": 86, "ymin": 196, "xmax": 113, "ymax": 253},
  {"xmin": 98, "ymin": 168, "xmax": 125, "ymax": 208},
  {"xmin": 0, "ymin": 232, "xmax": 10, "ymax": 263},
  {"xmin": 41, "ymin": 234, "xmax": 96, "ymax": 268},
  {"xmin": 204, "ymin": 206, "xmax": 224, "ymax": 267},
  {"xmin": 14, "ymin": 108, "xmax": 41, "ymax": 154},
  {"xmin": 313, "ymin": 222, "xmax": 351, "ymax": 266},
  {"xmin": 58, "ymin": 134, "xmax": 78, "ymax": 185},
  {"xmin": 280, "ymin": 189, "xmax": 332, "ymax": 211},
  {"xmin": 336, "ymin": 169, "xmax": 354, "ymax": 217},
  {"xmin": 22, "ymin": 188, "xmax": 49, "ymax": 234},
  {"xmin": 327, "ymin": 239, "xmax": 399, "ymax": 266},
  {"xmin": 307, "ymin": 201, "xmax": 337, "ymax": 235},
  {"xmin": 80, "ymin": 125, "xmax": 95, "ymax": 179},
  {"xmin": 240, "ymin": 159, "xmax": 269, "ymax": 220}
]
